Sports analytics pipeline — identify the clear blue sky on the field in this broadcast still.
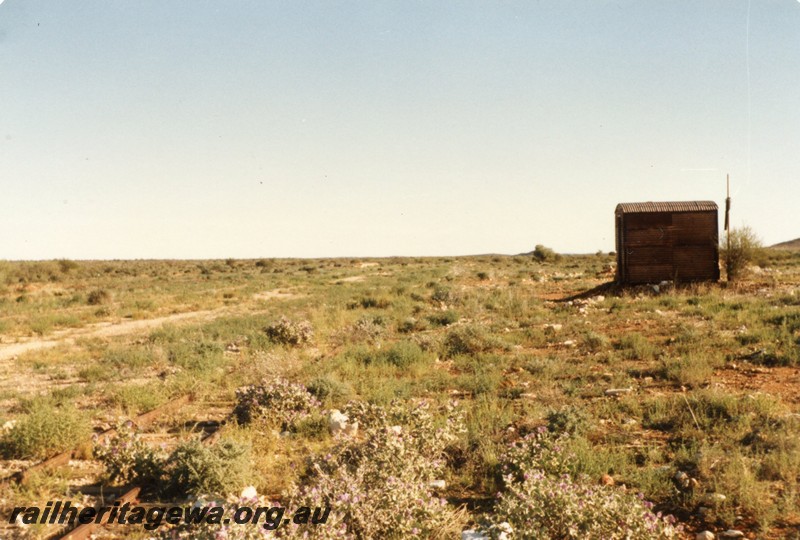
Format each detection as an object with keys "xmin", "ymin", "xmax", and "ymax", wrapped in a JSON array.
[{"xmin": 1, "ymin": 1, "xmax": 798, "ymax": 259}]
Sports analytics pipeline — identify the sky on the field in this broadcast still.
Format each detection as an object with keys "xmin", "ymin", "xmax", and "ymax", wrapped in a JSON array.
[{"xmin": 1, "ymin": 1, "xmax": 798, "ymax": 259}]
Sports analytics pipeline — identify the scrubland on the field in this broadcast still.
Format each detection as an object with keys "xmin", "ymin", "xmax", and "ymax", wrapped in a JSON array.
[{"xmin": 0, "ymin": 251, "xmax": 798, "ymax": 539}]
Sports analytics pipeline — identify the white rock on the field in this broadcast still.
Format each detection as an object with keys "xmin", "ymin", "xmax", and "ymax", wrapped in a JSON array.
[
  {"xmin": 563, "ymin": 340, "xmax": 577, "ymax": 347},
  {"xmin": 696, "ymin": 532, "xmax": 715, "ymax": 540},
  {"xmin": 701, "ymin": 493, "xmax": 727, "ymax": 505},
  {"xmin": 604, "ymin": 387, "xmax": 633, "ymax": 396},
  {"xmin": 720, "ymin": 531, "xmax": 744, "ymax": 538},
  {"xmin": 328, "ymin": 409, "xmax": 349, "ymax": 435},
  {"xmin": 429, "ymin": 479, "xmax": 446, "ymax": 489},
  {"xmin": 461, "ymin": 531, "xmax": 489, "ymax": 540},
  {"xmin": 240, "ymin": 486, "xmax": 258, "ymax": 500}
]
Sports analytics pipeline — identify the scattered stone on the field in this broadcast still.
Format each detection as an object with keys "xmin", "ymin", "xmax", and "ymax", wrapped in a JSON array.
[
  {"xmin": 429, "ymin": 479, "xmax": 446, "ymax": 490},
  {"xmin": 240, "ymin": 485, "xmax": 258, "ymax": 500},
  {"xmin": 328, "ymin": 409, "xmax": 358, "ymax": 437},
  {"xmin": 604, "ymin": 387, "xmax": 633, "ymax": 396},
  {"xmin": 720, "ymin": 531, "xmax": 744, "ymax": 539},
  {"xmin": 696, "ymin": 531, "xmax": 715, "ymax": 540},
  {"xmin": 462, "ymin": 530, "xmax": 489, "ymax": 540},
  {"xmin": 701, "ymin": 493, "xmax": 727, "ymax": 505},
  {"xmin": 562, "ymin": 340, "xmax": 577, "ymax": 347}
]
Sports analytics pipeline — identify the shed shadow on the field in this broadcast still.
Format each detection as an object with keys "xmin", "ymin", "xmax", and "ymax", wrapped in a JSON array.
[{"xmin": 553, "ymin": 281, "xmax": 620, "ymax": 303}]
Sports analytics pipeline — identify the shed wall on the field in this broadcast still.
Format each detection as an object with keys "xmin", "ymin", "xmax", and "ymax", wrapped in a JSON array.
[{"xmin": 616, "ymin": 209, "xmax": 719, "ymax": 284}]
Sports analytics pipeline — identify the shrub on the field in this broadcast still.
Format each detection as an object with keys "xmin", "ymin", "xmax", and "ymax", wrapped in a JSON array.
[
  {"xmin": 0, "ymin": 402, "xmax": 90, "ymax": 460},
  {"xmin": 381, "ymin": 341, "xmax": 427, "ymax": 368},
  {"xmin": 617, "ymin": 333, "xmax": 656, "ymax": 360},
  {"xmin": 87, "ymin": 288, "xmax": 112, "ymax": 305},
  {"xmin": 546, "ymin": 406, "xmax": 589, "ymax": 435},
  {"xmin": 582, "ymin": 331, "xmax": 609, "ymax": 352},
  {"xmin": 430, "ymin": 285, "xmax": 458, "ymax": 305},
  {"xmin": 94, "ymin": 423, "xmax": 251, "ymax": 498},
  {"xmin": 306, "ymin": 375, "xmax": 353, "ymax": 403},
  {"xmin": 94, "ymin": 421, "xmax": 162, "ymax": 485},
  {"xmin": 428, "ymin": 310, "xmax": 459, "ymax": 327},
  {"xmin": 286, "ymin": 400, "xmax": 466, "ymax": 539},
  {"xmin": 264, "ymin": 316, "xmax": 313, "ymax": 346},
  {"xmin": 722, "ymin": 226, "xmax": 764, "ymax": 281},
  {"xmin": 397, "ymin": 317, "xmax": 426, "ymax": 333},
  {"xmin": 234, "ymin": 377, "xmax": 320, "ymax": 429},
  {"xmin": 487, "ymin": 471, "xmax": 680, "ymax": 539},
  {"xmin": 485, "ymin": 429, "xmax": 681, "ymax": 539},
  {"xmin": 57, "ymin": 259, "xmax": 79, "ymax": 273},
  {"xmin": 443, "ymin": 325, "xmax": 500, "ymax": 357},
  {"xmin": 348, "ymin": 316, "xmax": 384, "ymax": 343},
  {"xmin": 350, "ymin": 296, "xmax": 392, "ymax": 309},
  {"xmin": 532, "ymin": 245, "xmax": 561, "ymax": 263},
  {"xmin": 165, "ymin": 439, "xmax": 252, "ymax": 498}
]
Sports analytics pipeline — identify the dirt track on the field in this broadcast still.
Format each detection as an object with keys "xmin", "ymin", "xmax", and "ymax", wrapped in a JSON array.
[{"xmin": 0, "ymin": 309, "xmax": 224, "ymax": 362}]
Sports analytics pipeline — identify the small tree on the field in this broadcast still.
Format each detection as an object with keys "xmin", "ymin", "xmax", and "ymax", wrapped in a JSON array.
[
  {"xmin": 722, "ymin": 226, "xmax": 763, "ymax": 281},
  {"xmin": 532, "ymin": 244, "xmax": 561, "ymax": 263}
]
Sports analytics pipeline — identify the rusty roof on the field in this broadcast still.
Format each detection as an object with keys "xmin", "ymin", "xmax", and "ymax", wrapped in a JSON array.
[{"xmin": 615, "ymin": 201, "xmax": 718, "ymax": 214}]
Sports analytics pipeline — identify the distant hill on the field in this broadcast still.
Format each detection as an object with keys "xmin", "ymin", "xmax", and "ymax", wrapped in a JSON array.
[{"xmin": 771, "ymin": 238, "xmax": 800, "ymax": 250}]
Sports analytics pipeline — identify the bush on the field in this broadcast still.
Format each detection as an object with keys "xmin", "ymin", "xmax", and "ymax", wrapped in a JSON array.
[
  {"xmin": 722, "ymin": 226, "xmax": 764, "ymax": 281},
  {"xmin": 165, "ymin": 439, "xmax": 252, "ymax": 498},
  {"xmin": 532, "ymin": 245, "xmax": 561, "ymax": 263},
  {"xmin": 348, "ymin": 316, "xmax": 384, "ymax": 343},
  {"xmin": 306, "ymin": 375, "xmax": 353, "ymax": 403},
  {"xmin": 234, "ymin": 377, "xmax": 320, "ymax": 428},
  {"xmin": 95, "ymin": 425, "xmax": 251, "ymax": 498},
  {"xmin": 428, "ymin": 310, "xmax": 459, "ymax": 327},
  {"xmin": 264, "ymin": 316, "xmax": 313, "ymax": 346},
  {"xmin": 286, "ymin": 400, "xmax": 465, "ymax": 539},
  {"xmin": 87, "ymin": 288, "xmax": 112, "ymax": 305},
  {"xmin": 94, "ymin": 421, "xmax": 162, "ymax": 485},
  {"xmin": 380, "ymin": 341, "xmax": 427, "ymax": 368},
  {"xmin": 0, "ymin": 402, "xmax": 90, "ymax": 460},
  {"xmin": 485, "ymin": 429, "xmax": 681, "ymax": 539},
  {"xmin": 443, "ymin": 325, "xmax": 500, "ymax": 357}
]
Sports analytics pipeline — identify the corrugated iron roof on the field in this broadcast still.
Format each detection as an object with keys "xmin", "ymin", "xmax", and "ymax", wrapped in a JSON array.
[{"xmin": 615, "ymin": 201, "xmax": 718, "ymax": 214}]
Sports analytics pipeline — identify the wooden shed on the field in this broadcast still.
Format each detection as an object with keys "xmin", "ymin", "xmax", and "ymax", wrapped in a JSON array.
[{"xmin": 615, "ymin": 201, "xmax": 720, "ymax": 284}]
